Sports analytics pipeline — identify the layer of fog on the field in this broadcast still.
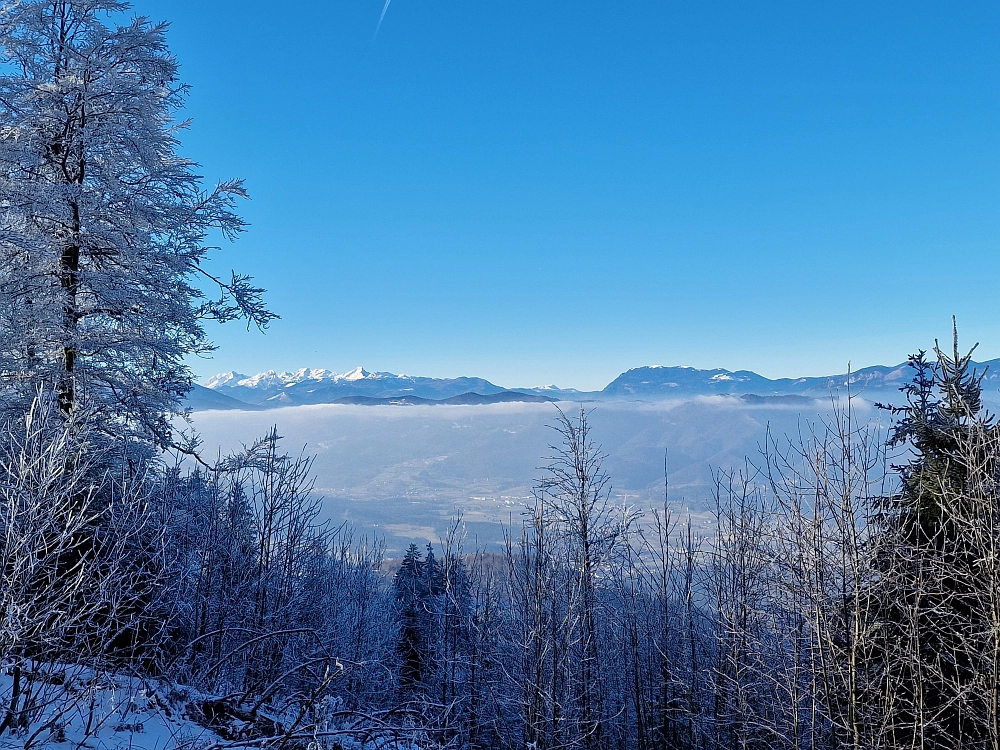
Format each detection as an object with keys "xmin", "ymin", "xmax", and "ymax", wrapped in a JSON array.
[{"xmin": 188, "ymin": 397, "xmax": 883, "ymax": 554}]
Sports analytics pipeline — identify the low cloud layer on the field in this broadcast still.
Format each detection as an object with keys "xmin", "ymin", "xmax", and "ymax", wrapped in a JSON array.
[{"xmin": 189, "ymin": 397, "xmax": 883, "ymax": 552}]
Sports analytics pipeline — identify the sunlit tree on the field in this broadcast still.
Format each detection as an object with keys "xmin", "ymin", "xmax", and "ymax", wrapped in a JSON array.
[{"xmin": 0, "ymin": 0, "xmax": 274, "ymax": 451}]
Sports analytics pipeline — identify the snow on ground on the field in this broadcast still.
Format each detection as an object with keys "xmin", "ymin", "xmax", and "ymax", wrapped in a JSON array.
[
  {"xmin": 0, "ymin": 667, "xmax": 225, "ymax": 750},
  {"xmin": 0, "ymin": 665, "xmax": 419, "ymax": 749}
]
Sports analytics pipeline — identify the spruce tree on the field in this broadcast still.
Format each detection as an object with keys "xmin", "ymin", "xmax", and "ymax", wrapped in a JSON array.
[
  {"xmin": 395, "ymin": 543, "xmax": 428, "ymax": 690},
  {"xmin": 876, "ymin": 329, "xmax": 1000, "ymax": 749}
]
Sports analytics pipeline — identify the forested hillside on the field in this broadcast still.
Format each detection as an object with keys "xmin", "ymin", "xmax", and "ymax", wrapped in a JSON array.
[{"xmin": 1, "ymin": 3, "xmax": 999, "ymax": 750}]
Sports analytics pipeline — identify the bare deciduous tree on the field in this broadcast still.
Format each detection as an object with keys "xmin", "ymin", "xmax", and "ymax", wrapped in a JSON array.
[{"xmin": 0, "ymin": 392, "xmax": 162, "ymax": 742}]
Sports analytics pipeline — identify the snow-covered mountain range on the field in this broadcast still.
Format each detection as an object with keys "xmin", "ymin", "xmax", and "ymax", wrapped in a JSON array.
[
  {"xmin": 187, "ymin": 359, "xmax": 1000, "ymax": 411},
  {"xmin": 190, "ymin": 366, "xmax": 556, "ymax": 409}
]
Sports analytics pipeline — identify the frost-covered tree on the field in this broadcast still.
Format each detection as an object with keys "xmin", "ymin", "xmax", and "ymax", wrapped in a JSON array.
[
  {"xmin": 0, "ymin": 391, "xmax": 163, "ymax": 739},
  {"xmin": 0, "ymin": 0, "xmax": 273, "ymax": 450}
]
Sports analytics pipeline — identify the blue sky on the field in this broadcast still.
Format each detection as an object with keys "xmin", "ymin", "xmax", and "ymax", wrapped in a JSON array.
[{"xmin": 133, "ymin": 1, "xmax": 998, "ymax": 390}]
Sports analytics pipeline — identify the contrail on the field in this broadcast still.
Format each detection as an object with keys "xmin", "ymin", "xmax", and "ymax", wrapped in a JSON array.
[{"xmin": 374, "ymin": 0, "xmax": 392, "ymax": 38}]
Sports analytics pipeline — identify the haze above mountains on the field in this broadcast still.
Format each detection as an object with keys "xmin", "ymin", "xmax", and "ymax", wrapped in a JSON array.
[{"xmin": 188, "ymin": 359, "xmax": 1000, "ymax": 411}]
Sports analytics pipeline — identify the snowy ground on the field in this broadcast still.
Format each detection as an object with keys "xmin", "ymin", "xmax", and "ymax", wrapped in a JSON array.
[
  {"xmin": 0, "ymin": 667, "xmax": 224, "ymax": 750},
  {"xmin": 188, "ymin": 396, "xmax": 890, "ymax": 554},
  {"xmin": 0, "ymin": 666, "xmax": 413, "ymax": 750}
]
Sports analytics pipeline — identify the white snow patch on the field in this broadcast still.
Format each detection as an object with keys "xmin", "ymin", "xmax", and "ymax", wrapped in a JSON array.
[
  {"xmin": 340, "ymin": 366, "xmax": 370, "ymax": 381},
  {"xmin": 203, "ymin": 371, "xmax": 248, "ymax": 389},
  {"xmin": 237, "ymin": 369, "xmax": 284, "ymax": 389},
  {"xmin": 0, "ymin": 666, "xmax": 224, "ymax": 750}
]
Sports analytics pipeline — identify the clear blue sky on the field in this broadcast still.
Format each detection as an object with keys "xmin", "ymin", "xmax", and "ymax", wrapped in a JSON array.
[{"xmin": 132, "ymin": 0, "xmax": 998, "ymax": 390}]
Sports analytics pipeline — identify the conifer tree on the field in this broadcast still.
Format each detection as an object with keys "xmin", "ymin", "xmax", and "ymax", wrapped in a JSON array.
[
  {"xmin": 876, "ymin": 328, "xmax": 1000, "ymax": 749},
  {"xmin": 395, "ymin": 543, "xmax": 428, "ymax": 690}
]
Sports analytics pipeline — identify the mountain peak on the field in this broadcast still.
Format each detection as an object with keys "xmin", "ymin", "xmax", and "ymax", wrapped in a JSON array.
[
  {"xmin": 203, "ymin": 371, "xmax": 249, "ymax": 389},
  {"xmin": 289, "ymin": 367, "xmax": 334, "ymax": 382},
  {"xmin": 341, "ymin": 366, "xmax": 370, "ymax": 382},
  {"xmin": 238, "ymin": 369, "xmax": 284, "ymax": 389}
]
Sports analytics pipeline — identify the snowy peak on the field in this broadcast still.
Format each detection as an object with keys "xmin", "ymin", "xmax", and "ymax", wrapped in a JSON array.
[
  {"xmin": 255, "ymin": 368, "xmax": 336, "ymax": 387},
  {"xmin": 339, "ymin": 366, "xmax": 370, "ymax": 381},
  {"xmin": 202, "ymin": 370, "xmax": 248, "ymax": 389},
  {"xmin": 285, "ymin": 367, "xmax": 335, "ymax": 383},
  {"xmin": 236, "ymin": 369, "xmax": 285, "ymax": 389}
]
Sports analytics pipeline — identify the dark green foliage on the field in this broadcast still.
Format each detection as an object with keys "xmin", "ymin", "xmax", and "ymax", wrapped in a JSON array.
[
  {"xmin": 395, "ymin": 543, "xmax": 429, "ymax": 689},
  {"xmin": 886, "ymin": 344, "xmax": 990, "ymax": 534},
  {"xmin": 876, "ymin": 331, "xmax": 1000, "ymax": 749},
  {"xmin": 393, "ymin": 542, "xmax": 447, "ymax": 692}
]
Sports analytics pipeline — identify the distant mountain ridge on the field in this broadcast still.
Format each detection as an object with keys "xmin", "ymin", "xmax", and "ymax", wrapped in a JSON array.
[
  {"xmin": 604, "ymin": 359, "xmax": 1000, "ymax": 399},
  {"xmin": 190, "ymin": 359, "xmax": 1000, "ymax": 411},
  {"xmin": 203, "ymin": 366, "xmax": 510, "ymax": 407}
]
